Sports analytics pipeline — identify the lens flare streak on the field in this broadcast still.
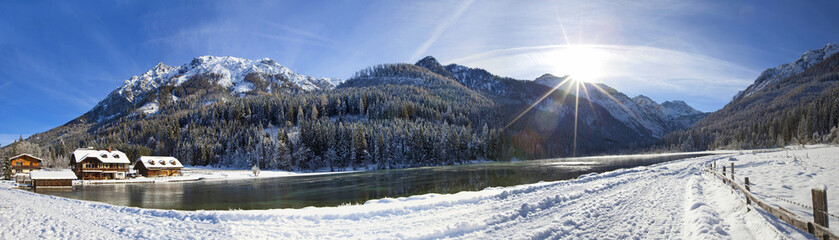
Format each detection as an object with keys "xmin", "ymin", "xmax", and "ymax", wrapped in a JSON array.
[{"xmin": 502, "ymin": 74, "xmax": 646, "ymax": 158}]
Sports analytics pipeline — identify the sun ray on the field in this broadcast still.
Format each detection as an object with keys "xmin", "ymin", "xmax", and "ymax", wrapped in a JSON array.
[
  {"xmin": 578, "ymin": 81, "xmax": 597, "ymax": 114},
  {"xmin": 553, "ymin": 7, "xmax": 571, "ymax": 46},
  {"xmin": 588, "ymin": 83, "xmax": 645, "ymax": 123},
  {"xmin": 501, "ymin": 76, "xmax": 574, "ymax": 131},
  {"xmin": 573, "ymin": 79, "xmax": 580, "ymax": 157}
]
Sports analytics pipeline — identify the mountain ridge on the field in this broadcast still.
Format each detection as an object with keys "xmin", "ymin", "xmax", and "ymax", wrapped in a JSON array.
[
  {"xmin": 663, "ymin": 43, "xmax": 839, "ymax": 150},
  {"xmin": 81, "ymin": 56, "xmax": 343, "ymax": 124},
  {"xmin": 532, "ymin": 74, "xmax": 706, "ymax": 137},
  {"xmin": 733, "ymin": 43, "xmax": 839, "ymax": 100}
]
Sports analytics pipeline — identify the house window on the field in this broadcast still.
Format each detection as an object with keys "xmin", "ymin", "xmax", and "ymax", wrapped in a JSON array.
[{"xmin": 15, "ymin": 162, "xmax": 22, "ymax": 166}]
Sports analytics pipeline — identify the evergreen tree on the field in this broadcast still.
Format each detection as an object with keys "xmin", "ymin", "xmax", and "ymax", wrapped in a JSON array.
[{"xmin": 2, "ymin": 154, "xmax": 10, "ymax": 180}]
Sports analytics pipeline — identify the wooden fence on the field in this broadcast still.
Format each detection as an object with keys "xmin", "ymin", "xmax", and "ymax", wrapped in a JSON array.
[{"xmin": 705, "ymin": 162, "xmax": 837, "ymax": 240}]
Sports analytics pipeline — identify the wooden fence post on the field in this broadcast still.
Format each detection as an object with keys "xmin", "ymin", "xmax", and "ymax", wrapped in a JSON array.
[
  {"xmin": 812, "ymin": 188, "xmax": 829, "ymax": 228},
  {"xmin": 745, "ymin": 177, "xmax": 751, "ymax": 205},
  {"xmin": 722, "ymin": 166, "xmax": 727, "ymax": 184},
  {"xmin": 730, "ymin": 163, "xmax": 734, "ymax": 178}
]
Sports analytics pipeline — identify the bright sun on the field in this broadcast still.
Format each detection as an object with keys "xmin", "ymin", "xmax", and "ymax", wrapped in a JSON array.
[{"xmin": 546, "ymin": 45, "xmax": 610, "ymax": 83}]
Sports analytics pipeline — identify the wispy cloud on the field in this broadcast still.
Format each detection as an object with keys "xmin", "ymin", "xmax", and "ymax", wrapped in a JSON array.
[
  {"xmin": 410, "ymin": 0, "xmax": 474, "ymax": 60},
  {"xmin": 261, "ymin": 21, "xmax": 336, "ymax": 46}
]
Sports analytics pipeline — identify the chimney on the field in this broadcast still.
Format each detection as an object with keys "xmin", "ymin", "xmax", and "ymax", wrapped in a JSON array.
[{"xmin": 108, "ymin": 147, "xmax": 112, "ymax": 152}]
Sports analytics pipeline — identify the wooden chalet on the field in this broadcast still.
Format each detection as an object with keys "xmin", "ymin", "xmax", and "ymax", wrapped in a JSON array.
[
  {"xmin": 29, "ymin": 170, "xmax": 77, "ymax": 189},
  {"xmin": 9, "ymin": 154, "xmax": 42, "ymax": 174},
  {"xmin": 134, "ymin": 156, "xmax": 184, "ymax": 177},
  {"xmin": 69, "ymin": 148, "xmax": 130, "ymax": 180}
]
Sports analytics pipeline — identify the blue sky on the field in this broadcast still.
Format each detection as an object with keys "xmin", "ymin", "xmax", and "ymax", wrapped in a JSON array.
[{"xmin": 1, "ymin": 0, "xmax": 838, "ymax": 146}]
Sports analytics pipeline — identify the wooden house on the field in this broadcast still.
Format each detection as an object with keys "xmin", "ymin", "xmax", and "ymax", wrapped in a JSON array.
[
  {"xmin": 30, "ymin": 170, "xmax": 77, "ymax": 189},
  {"xmin": 69, "ymin": 148, "xmax": 130, "ymax": 180},
  {"xmin": 9, "ymin": 154, "xmax": 42, "ymax": 174},
  {"xmin": 134, "ymin": 156, "xmax": 184, "ymax": 177}
]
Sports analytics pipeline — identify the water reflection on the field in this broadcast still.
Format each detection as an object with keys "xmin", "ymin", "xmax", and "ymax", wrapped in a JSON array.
[{"xmin": 37, "ymin": 153, "xmax": 712, "ymax": 210}]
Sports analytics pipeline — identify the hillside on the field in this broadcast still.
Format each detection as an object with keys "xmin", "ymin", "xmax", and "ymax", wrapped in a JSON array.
[{"xmin": 662, "ymin": 43, "xmax": 839, "ymax": 150}]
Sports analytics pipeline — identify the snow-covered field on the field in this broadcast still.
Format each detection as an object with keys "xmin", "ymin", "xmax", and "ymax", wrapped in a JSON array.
[
  {"xmin": 3, "ymin": 146, "xmax": 838, "ymax": 239},
  {"xmin": 719, "ymin": 145, "xmax": 839, "ymax": 230}
]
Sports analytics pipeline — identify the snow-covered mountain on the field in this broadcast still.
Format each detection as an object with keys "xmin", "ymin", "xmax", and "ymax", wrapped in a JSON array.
[
  {"xmin": 413, "ymin": 56, "xmax": 533, "ymax": 98},
  {"xmin": 412, "ymin": 57, "xmax": 705, "ymax": 139},
  {"xmin": 86, "ymin": 56, "xmax": 341, "ymax": 122},
  {"xmin": 534, "ymin": 74, "xmax": 706, "ymax": 137},
  {"xmin": 666, "ymin": 42, "xmax": 839, "ymax": 150},
  {"xmin": 733, "ymin": 43, "xmax": 839, "ymax": 100}
]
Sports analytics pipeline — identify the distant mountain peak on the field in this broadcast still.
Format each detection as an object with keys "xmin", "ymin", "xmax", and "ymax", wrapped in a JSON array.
[
  {"xmin": 531, "ymin": 78, "xmax": 705, "ymax": 137},
  {"xmin": 533, "ymin": 73, "xmax": 569, "ymax": 88},
  {"xmin": 153, "ymin": 62, "xmax": 168, "ymax": 69},
  {"xmin": 415, "ymin": 56, "xmax": 452, "ymax": 78},
  {"xmin": 534, "ymin": 73, "xmax": 565, "ymax": 81},
  {"xmin": 632, "ymin": 95, "xmax": 655, "ymax": 105},
  {"xmin": 91, "ymin": 56, "xmax": 342, "ymax": 122},
  {"xmin": 733, "ymin": 43, "xmax": 839, "ymax": 100},
  {"xmin": 417, "ymin": 56, "xmax": 440, "ymax": 65}
]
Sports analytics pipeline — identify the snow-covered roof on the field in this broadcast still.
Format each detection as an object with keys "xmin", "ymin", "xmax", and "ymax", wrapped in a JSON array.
[
  {"xmin": 135, "ymin": 156, "xmax": 183, "ymax": 169},
  {"xmin": 8, "ymin": 153, "xmax": 43, "ymax": 162},
  {"xmin": 71, "ymin": 149, "xmax": 130, "ymax": 164},
  {"xmin": 30, "ymin": 170, "xmax": 77, "ymax": 180}
]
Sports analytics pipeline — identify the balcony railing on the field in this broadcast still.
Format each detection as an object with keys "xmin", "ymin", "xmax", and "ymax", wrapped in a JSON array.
[
  {"xmin": 12, "ymin": 165, "xmax": 41, "ymax": 169},
  {"xmin": 78, "ymin": 167, "xmax": 128, "ymax": 172}
]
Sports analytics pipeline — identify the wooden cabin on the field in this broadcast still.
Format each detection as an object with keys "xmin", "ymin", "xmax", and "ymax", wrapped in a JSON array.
[
  {"xmin": 134, "ymin": 156, "xmax": 184, "ymax": 177},
  {"xmin": 9, "ymin": 154, "xmax": 42, "ymax": 174},
  {"xmin": 69, "ymin": 148, "xmax": 130, "ymax": 180},
  {"xmin": 30, "ymin": 170, "xmax": 77, "ymax": 189}
]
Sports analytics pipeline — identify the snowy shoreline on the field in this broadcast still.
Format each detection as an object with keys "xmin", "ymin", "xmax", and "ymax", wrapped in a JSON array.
[
  {"xmin": 68, "ymin": 158, "xmax": 504, "ymax": 185},
  {"xmin": 1, "ymin": 146, "xmax": 837, "ymax": 239}
]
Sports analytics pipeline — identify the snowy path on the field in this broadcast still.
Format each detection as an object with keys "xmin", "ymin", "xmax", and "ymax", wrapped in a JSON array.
[{"xmin": 0, "ymin": 151, "xmax": 817, "ymax": 239}]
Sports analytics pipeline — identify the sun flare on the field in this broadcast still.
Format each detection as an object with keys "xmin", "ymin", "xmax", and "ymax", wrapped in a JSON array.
[{"xmin": 546, "ymin": 45, "xmax": 610, "ymax": 83}]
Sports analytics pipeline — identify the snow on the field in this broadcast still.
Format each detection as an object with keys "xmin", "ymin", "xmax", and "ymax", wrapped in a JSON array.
[
  {"xmin": 29, "ymin": 170, "xmax": 77, "ymax": 180},
  {"xmin": 101, "ymin": 56, "xmax": 342, "ymax": 116},
  {"xmin": 715, "ymin": 145, "xmax": 839, "ymax": 229},
  {"xmin": 137, "ymin": 102, "xmax": 159, "ymax": 114},
  {"xmin": 78, "ymin": 166, "xmax": 354, "ymax": 185},
  {"xmin": 8, "ymin": 153, "xmax": 44, "ymax": 162},
  {"xmin": 5, "ymin": 147, "xmax": 838, "ymax": 239},
  {"xmin": 70, "ymin": 149, "xmax": 130, "ymax": 164},
  {"xmin": 661, "ymin": 100, "xmax": 703, "ymax": 120},
  {"xmin": 136, "ymin": 156, "xmax": 183, "ymax": 169}
]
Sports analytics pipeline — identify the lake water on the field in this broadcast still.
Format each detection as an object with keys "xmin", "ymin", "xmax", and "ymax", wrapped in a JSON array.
[{"xmin": 37, "ymin": 153, "xmax": 713, "ymax": 210}]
